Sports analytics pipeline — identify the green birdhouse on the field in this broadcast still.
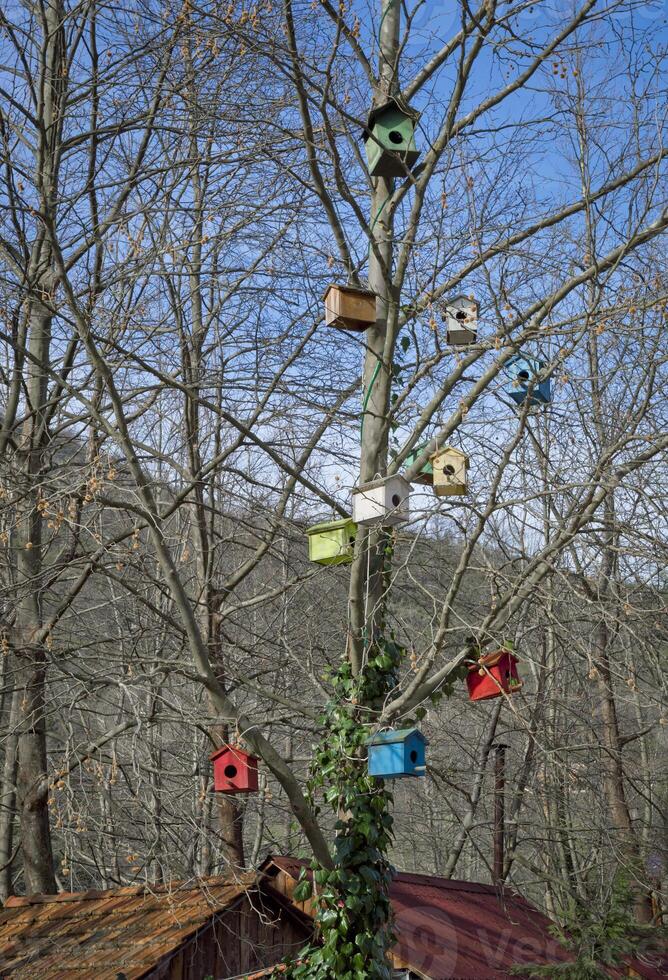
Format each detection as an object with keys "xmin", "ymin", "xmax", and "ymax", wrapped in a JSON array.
[
  {"xmin": 404, "ymin": 444, "xmax": 433, "ymax": 485},
  {"xmin": 305, "ymin": 517, "xmax": 357, "ymax": 565},
  {"xmin": 363, "ymin": 100, "xmax": 420, "ymax": 179}
]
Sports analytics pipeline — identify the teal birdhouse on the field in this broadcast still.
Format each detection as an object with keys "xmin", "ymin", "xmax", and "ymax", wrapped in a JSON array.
[
  {"xmin": 404, "ymin": 444, "xmax": 433, "ymax": 485},
  {"xmin": 505, "ymin": 355, "xmax": 551, "ymax": 407},
  {"xmin": 306, "ymin": 517, "xmax": 357, "ymax": 565},
  {"xmin": 367, "ymin": 727, "xmax": 428, "ymax": 779},
  {"xmin": 363, "ymin": 100, "xmax": 420, "ymax": 179}
]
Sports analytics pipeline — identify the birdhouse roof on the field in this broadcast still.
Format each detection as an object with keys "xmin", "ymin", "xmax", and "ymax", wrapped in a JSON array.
[
  {"xmin": 305, "ymin": 517, "xmax": 355, "ymax": 535},
  {"xmin": 322, "ymin": 282, "xmax": 375, "ymax": 301},
  {"xmin": 507, "ymin": 353, "xmax": 545, "ymax": 372},
  {"xmin": 432, "ymin": 445, "xmax": 467, "ymax": 461},
  {"xmin": 353, "ymin": 474, "xmax": 410, "ymax": 494},
  {"xmin": 472, "ymin": 648, "xmax": 518, "ymax": 669},
  {"xmin": 364, "ymin": 97, "xmax": 420, "ymax": 136},
  {"xmin": 209, "ymin": 744, "xmax": 257, "ymax": 763},
  {"xmin": 404, "ymin": 443, "xmax": 431, "ymax": 465},
  {"xmin": 446, "ymin": 294, "xmax": 478, "ymax": 311},
  {"xmin": 367, "ymin": 727, "xmax": 429, "ymax": 746}
]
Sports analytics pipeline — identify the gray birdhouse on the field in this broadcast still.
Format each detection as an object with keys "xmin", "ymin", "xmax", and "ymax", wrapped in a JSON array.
[
  {"xmin": 445, "ymin": 295, "xmax": 478, "ymax": 345},
  {"xmin": 352, "ymin": 474, "xmax": 410, "ymax": 526},
  {"xmin": 363, "ymin": 100, "xmax": 420, "ymax": 179},
  {"xmin": 323, "ymin": 284, "xmax": 377, "ymax": 332},
  {"xmin": 431, "ymin": 446, "xmax": 469, "ymax": 497}
]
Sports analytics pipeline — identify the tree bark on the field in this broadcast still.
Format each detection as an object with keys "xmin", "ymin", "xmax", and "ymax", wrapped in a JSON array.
[
  {"xmin": 0, "ymin": 689, "xmax": 20, "ymax": 900},
  {"xmin": 14, "ymin": 286, "xmax": 56, "ymax": 894}
]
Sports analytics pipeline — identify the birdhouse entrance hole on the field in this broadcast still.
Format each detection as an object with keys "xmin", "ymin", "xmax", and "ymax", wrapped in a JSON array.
[
  {"xmin": 518, "ymin": 370, "xmax": 530, "ymax": 381},
  {"xmin": 224, "ymin": 764, "xmax": 237, "ymax": 779},
  {"xmin": 455, "ymin": 310, "xmax": 467, "ymax": 321},
  {"xmin": 392, "ymin": 493, "xmax": 401, "ymax": 506},
  {"xmin": 389, "ymin": 130, "xmax": 403, "ymax": 144},
  {"xmin": 442, "ymin": 464, "xmax": 455, "ymax": 476},
  {"xmin": 410, "ymin": 749, "xmax": 418, "ymax": 763}
]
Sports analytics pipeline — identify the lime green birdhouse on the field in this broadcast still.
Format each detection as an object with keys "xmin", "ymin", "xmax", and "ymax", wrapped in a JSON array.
[
  {"xmin": 306, "ymin": 517, "xmax": 357, "ymax": 565},
  {"xmin": 404, "ymin": 444, "xmax": 433, "ymax": 485},
  {"xmin": 363, "ymin": 100, "xmax": 420, "ymax": 179}
]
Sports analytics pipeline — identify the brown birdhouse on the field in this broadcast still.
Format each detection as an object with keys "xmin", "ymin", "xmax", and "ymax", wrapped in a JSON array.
[
  {"xmin": 466, "ymin": 650, "xmax": 522, "ymax": 702},
  {"xmin": 210, "ymin": 744, "xmax": 259, "ymax": 795},
  {"xmin": 323, "ymin": 284, "xmax": 377, "ymax": 331},
  {"xmin": 431, "ymin": 446, "xmax": 469, "ymax": 497}
]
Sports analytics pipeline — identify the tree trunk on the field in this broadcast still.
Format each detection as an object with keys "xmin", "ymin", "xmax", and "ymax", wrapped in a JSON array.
[
  {"xmin": 14, "ymin": 288, "xmax": 56, "ymax": 894},
  {"xmin": 0, "ymin": 689, "xmax": 20, "ymax": 900},
  {"xmin": 594, "ymin": 615, "xmax": 652, "ymax": 923}
]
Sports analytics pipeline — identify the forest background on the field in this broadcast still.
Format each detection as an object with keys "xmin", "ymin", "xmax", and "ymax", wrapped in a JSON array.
[{"xmin": 0, "ymin": 0, "xmax": 667, "ymax": 972}]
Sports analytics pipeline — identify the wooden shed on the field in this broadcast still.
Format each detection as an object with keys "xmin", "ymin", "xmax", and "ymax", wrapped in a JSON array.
[
  {"xmin": 0, "ymin": 856, "xmax": 664, "ymax": 979},
  {"xmin": 0, "ymin": 870, "xmax": 310, "ymax": 979}
]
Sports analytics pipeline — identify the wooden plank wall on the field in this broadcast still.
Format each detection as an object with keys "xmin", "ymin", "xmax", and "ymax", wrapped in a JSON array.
[{"xmin": 147, "ymin": 890, "xmax": 311, "ymax": 980}]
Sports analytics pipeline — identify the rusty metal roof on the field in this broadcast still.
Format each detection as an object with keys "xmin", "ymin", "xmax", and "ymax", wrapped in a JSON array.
[
  {"xmin": 264, "ymin": 858, "xmax": 667, "ymax": 980},
  {"xmin": 0, "ymin": 872, "xmax": 256, "ymax": 979}
]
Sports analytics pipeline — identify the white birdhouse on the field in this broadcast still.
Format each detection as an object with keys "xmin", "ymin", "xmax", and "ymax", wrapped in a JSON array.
[
  {"xmin": 431, "ymin": 447, "xmax": 469, "ymax": 497},
  {"xmin": 352, "ymin": 475, "xmax": 410, "ymax": 526},
  {"xmin": 445, "ymin": 296, "xmax": 478, "ymax": 346}
]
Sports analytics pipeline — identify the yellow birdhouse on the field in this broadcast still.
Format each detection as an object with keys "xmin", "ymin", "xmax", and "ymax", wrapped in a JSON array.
[
  {"xmin": 323, "ymin": 284, "xmax": 377, "ymax": 332},
  {"xmin": 431, "ymin": 447, "xmax": 469, "ymax": 497}
]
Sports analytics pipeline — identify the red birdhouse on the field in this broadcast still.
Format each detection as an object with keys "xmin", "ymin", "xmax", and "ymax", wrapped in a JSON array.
[
  {"xmin": 466, "ymin": 649, "xmax": 522, "ymax": 702},
  {"xmin": 210, "ymin": 744, "xmax": 259, "ymax": 795}
]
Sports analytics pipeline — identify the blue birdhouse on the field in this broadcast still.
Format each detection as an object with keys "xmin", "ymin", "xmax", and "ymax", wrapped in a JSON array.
[
  {"xmin": 505, "ymin": 355, "xmax": 551, "ymax": 407},
  {"xmin": 367, "ymin": 727, "xmax": 428, "ymax": 779}
]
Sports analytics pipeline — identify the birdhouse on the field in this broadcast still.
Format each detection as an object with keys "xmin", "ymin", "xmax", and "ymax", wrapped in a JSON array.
[
  {"xmin": 305, "ymin": 517, "xmax": 357, "ymax": 565},
  {"xmin": 352, "ymin": 474, "xmax": 410, "ymax": 526},
  {"xmin": 363, "ymin": 100, "xmax": 420, "ymax": 179},
  {"xmin": 504, "ymin": 355, "xmax": 551, "ymax": 407},
  {"xmin": 403, "ymin": 444, "xmax": 433, "ymax": 485},
  {"xmin": 466, "ymin": 650, "xmax": 522, "ymax": 702},
  {"xmin": 431, "ymin": 446, "xmax": 469, "ymax": 497},
  {"xmin": 323, "ymin": 284, "xmax": 377, "ymax": 332},
  {"xmin": 445, "ymin": 296, "xmax": 478, "ymax": 345},
  {"xmin": 367, "ymin": 727, "xmax": 428, "ymax": 779},
  {"xmin": 210, "ymin": 744, "xmax": 259, "ymax": 795}
]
